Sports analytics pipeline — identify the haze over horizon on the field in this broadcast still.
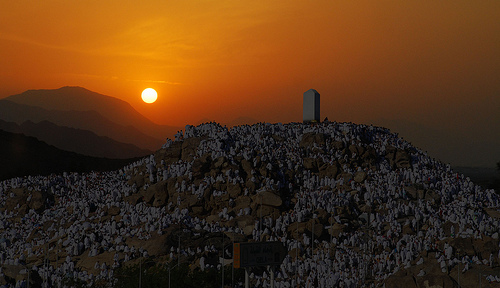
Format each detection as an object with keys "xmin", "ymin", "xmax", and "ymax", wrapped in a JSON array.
[{"xmin": 1, "ymin": 1, "xmax": 499, "ymax": 167}]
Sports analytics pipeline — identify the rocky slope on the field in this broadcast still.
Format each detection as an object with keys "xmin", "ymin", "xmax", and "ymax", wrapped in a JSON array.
[{"xmin": 0, "ymin": 121, "xmax": 499, "ymax": 287}]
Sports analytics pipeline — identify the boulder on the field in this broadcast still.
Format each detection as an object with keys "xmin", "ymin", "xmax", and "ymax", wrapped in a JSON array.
[
  {"xmin": 330, "ymin": 141, "xmax": 344, "ymax": 151},
  {"xmin": 243, "ymin": 225, "xmax": 254, "ymax": 236},
  {"xmin": 107, "ymin": 206, "xmax": 120, "ymax": 216},
  {"xmin": 233, "ymin": 196, "xmax": 252, "ymax": 213},
  {"xmin": 303, "ymin": 158, "xmax": 322, "ymax": 172},
  {"xmin": 181, "ymin": 137, "xmax": 203, "ymax": 162},
  {"xmin": 251, "ymin": 205, "xmax": 280, "ymax": 218},
  {"xmin": 425, "ymin": 190, "xmax": 441, "ymax": 205},
  {"xmin": 414, "ymin": 274, "xmax": 456, "ymax": 288},
  {"xmin": 191, "ymin": 206, "xmax": 205, "ymax": 216},
  {"xmin": 354, "ymin": 171, "xmax": 367, "ymax": 183},
  {"xmin": 299, "ymin": 132, "xmax": 326, "ymax": 148},
  {"xmin": 252, "ymin": 191, "xmax": 282, "ymax": 207},
  {"xmin": 142, "ymin": 185, "xmax": 156, "ymax": 204},
  {"xmin": 395, "ymin": 150, "xmax": 411, "ymax": 168},
  {"xmin": 126, "ymin": 233, "xmax": 170, "ymax": 257},
  {"xmin": 348, "ymin": 145, "xmax": 365, "ymax": 158},
  {"xmin": 128, "ymin": 174, "xmax": 145, "ymax": 189},
  {"xmin": 3, "ymin": 188, "xmax": 27, "ymax": 212},
  {"xmin": 227, "ymin": 184, "xmax": 242, "ymax": 198},
  {"xmin": 384, "ymin": 275, "xmax": 417, "ymax": 288},
  {"xmin": 287, "ymin": 222, "xmax": 307, "ymax": 239},
  {"xmin": 213, "ymin": 156, "xmax": 227, "ymax": 169},
  {"xmin": 319, "ymin": 163, "xmax": 339, "ymax": 179},
  {"xmin": 306, "ymin": 219, "xmax": 324, "ymax": 238},
  {"xmin": 240, "ymin": 159, "xmax": 253, "ymax": 177},
  {"xmin": 191, "ymin": 154, "xmax": 211, "ymax": 177},
  {"xmin": 157, "ymin": 141, "xmax": 182, "ymax": 164},
  {"xmin": 328, "ymin": 223, "xmax": 345, "ymax": 237},
  {"xmin": 361, "ymin": 147, "xmax": 378, "ymax": 166},
  {"xmin": 28, "ymin": 190, "xmax": 52, "ymax": 213}
]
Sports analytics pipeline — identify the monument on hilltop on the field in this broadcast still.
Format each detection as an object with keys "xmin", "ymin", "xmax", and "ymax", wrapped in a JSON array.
[{"xmin": 303, "ymin": 89, "xmax": 320, "ymax": 123}]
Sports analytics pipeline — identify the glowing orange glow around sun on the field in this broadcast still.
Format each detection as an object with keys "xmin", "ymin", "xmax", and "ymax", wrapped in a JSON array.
[{"xmin": 141, "ymin": 88, "xmax": 157, "ymax": 104}]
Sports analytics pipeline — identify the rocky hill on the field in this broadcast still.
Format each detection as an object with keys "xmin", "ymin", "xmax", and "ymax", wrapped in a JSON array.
[{"xmin": 0, "ymin": 121, "xmax": 499, "ymax": 287}]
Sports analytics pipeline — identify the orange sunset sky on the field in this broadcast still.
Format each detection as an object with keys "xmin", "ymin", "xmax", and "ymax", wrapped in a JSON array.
[{"xmin": 1, "ymin": 1, "xmax": 499, "ymax": 166}]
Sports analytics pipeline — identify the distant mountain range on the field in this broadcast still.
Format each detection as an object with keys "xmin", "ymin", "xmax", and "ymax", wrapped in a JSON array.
[
  {"xmin": 4, "ymin": 86, "xmax": 179, "ymax": 141},
  {"xmin": 0, "ymin": 129, "xmax": 139, "ymax": 181},
  {"xmin": 0, "ymin": 119, "xmax": 152, "ymax": 159},
  {"xmin": 0, "ymin": 87, "xmax": 180, "ymax": 155}
]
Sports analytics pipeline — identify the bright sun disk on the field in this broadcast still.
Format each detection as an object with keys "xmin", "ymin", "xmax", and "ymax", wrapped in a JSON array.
[{"xmin": 141, "ymin": 88, "xmax": 157, "ymax": 103}]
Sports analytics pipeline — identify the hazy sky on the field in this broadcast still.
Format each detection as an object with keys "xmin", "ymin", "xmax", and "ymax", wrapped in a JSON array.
[{"xmin": 1, "ymin": 1, "xmax": 499, "ymax": 165}]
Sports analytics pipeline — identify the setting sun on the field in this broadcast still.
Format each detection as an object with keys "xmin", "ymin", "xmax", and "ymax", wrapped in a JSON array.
[{"xmin": 141, "ymin": 88, "xmax": 157, "ymax": 104}]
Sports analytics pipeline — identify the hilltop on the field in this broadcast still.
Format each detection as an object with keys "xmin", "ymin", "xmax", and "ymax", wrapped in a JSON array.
[{"xmin": 0, "ymin": 121, "xmax": 499, "ymax": 287}]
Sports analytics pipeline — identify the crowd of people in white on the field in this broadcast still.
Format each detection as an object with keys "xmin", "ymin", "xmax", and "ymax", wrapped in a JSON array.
[{"xmin": 0, "ymin": 121, "xmax": 499, "ymax": 287}]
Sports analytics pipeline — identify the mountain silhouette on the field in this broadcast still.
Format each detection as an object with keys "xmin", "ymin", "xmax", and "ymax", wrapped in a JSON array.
[
  {"xmin": 0, "ymin": 99, "xmax": 164, "ymax": 151},
  {"xmin": 4, "ymin": 86, "xmax": 179, "ymax": 141},
  {"xmin": 0, "ymin": 119, "xmax": 152, "ymax": 159},
  {"xmin": 0, "ymin": 129, "xmax": 139, "ymax": 181}
]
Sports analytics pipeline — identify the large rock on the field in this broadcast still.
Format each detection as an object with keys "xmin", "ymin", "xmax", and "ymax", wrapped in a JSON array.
[
  {"xmin": 319, "ymin": 163, "xmax": 339, "ymax": 179},
  {"xmin": 227, "ymin": 184, "xmax": 242, "ymax": 198},
  {"xmin": 128, "ymin": 174, "xmax": 145, "ymax": 189},
  {"xmin": 250, "ymin": 205, "xmax": 280, "ymax": 218},
  {"xmin": 328, "ymin": 223, "xmax": 346, "ymax": 237},
  {"xmin": 299, "ymin": 132, "xmax": 326, "ymax": 148},
  {"xmin": 404, "ymin": 186, "xmax": 420, "ymax": 199},
  {"xmin": 303, "ymin": 158, "xmax": 320, "ymax": 172},
  {"xmin": 28, "ymin": 190, "xmax": 53, "ymax": 213},
  {"xmin": 126, "ymin": 233, "xmax": 170, "ymax": 257},
  {"xmin": 3, "ymin": 188, "xmax": 27, "ymax": 212},
  {"xmin": 240, "ymin": 159, "xmax": 253, "ymax": 177},
  {"xmin": 181, "ymin": 137, "xmax": 203, "ymax": 162},
  {"xmin": 213, "ymin": 156, "xmax": 228, "ymax": 169},
  {"xmin": 306, "ymin": 218, "xmax": 324, "ymax": 238},
  {"xmin": 395, "ymin": 150, "xmax": 411, "ymax": 168},
  {"xmin": 330, "ymin": 141, "xmax": 344, "ymax": 151},
  {"xmin": 156, "ymin": 141, "xmax": 182, "ymax": 164},
  {"xmin": 384, "ymin": 275, "xmax": 417, "ymax": 288},
  {"xmin": 252, "ymin": 191, "xmax": 282, "ymax": 207},
  {"xmin": 107, "ymin": 206, "xmax": 120, "ymax": 216},
  {"xmin": 354, "ymin": 171, "xmax": 367, "ymax": 183},
  {"xmin": 191, "ymin": 154, "xmax": 211, "ymax": 177},
  {"xmin": 287, "ymin": 222, "xmax": 307, "ymax": 239},
  {"xmin": 233, "ymin": 196, "xmax": 252, "ymax": 213},
  {"xmin": 414, "ymin": 274, "xmax": 456, "ymax": 288},
  {"xmin": 425, "ymin": 190, "xmax": 441, "ymax": 205},
  {"xmin": 348, "ymin": 145, "xmax": 365, "ymax": 158},
  {"xmin": 361, "ymin": 146, "xmax": 378, "ymax": 166}
]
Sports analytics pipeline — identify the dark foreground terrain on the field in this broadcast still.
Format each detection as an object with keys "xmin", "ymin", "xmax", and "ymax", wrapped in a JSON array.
[{"xmin": 0, "ymin": 129, "xmax": 141, "ymax": 181}]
